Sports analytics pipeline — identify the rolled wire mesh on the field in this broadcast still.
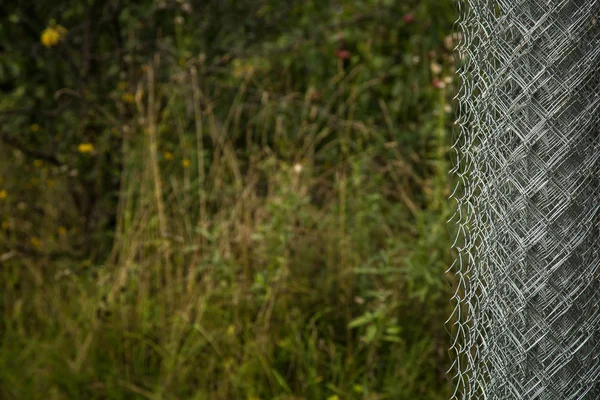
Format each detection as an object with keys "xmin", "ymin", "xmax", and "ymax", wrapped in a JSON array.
[{"xmin": 449, "ymin": 1, "xmax": 600, "ymax": 398}]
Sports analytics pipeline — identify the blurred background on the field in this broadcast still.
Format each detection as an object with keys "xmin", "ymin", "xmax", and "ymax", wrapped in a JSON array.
[{"xmin": 0, "ymin": 1, "xmax": 456, "ymax": 399}]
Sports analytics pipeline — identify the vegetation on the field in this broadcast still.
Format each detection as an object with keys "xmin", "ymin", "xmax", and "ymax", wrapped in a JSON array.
[{"xmin": 0, "ymin": 1, "xmax": 456, "ymax": 399}]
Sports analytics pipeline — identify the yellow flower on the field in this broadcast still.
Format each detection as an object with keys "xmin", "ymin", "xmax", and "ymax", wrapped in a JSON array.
[
  {"xmin": 34, "ymin": 159, "xmax": 43, "ymax": 168},
  {"xmin": 1, "ymin": 221, "xmax": 8, "ymax": 230},
  {"xmin": 30, "ymin": 237, "xmax": 42, "ymax": 249},
  {"xmin": 0, "ymin": 190, "xmax": 6, "ymax": 200},
  {"xmin": 30, "ymin": 124, "xmax": 40, "ymax": 132},
  {"xmin": 58, "ymin": 226, "xmax": 67, "ymax": 236},
  {"xmin": 224, "ymin": 358, "xmax": 235, "ymax": 369},
  {"xmin": 226, "ymin": 325, "xmax": 236, "ymax": 336},
  {"xmin": 163, "ymin": 151, "xmax": 173, "ymax": 160},
  {"xmin": 182, "ymin": 159, "xmax": 191, "ymax": 168},
  {"xmin": 41, "ymin": 24, "xmax": 67, "ymax": 47},
  {"xmin": 232, "ymin": 60, "xmax": 255, "ymax": 79},
  {"xmin": 178, "ymin": 58, "xmax": 186, "ymax": 66},
  {"xmin": 353, "ymin": 384, "xmax": 364, "ymax": 393},
  {"xmin": 78, "ymin": 143, "xmax": 94, "ymax": 154},
  {"xmin": 121, "ymin": 93, "xmax": 135, "ymax": 104}
]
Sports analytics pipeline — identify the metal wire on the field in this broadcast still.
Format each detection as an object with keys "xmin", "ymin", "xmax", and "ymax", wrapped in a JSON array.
[{"xmin": 448, "ymin": 1, "xmax": 600, "ymax": 398}]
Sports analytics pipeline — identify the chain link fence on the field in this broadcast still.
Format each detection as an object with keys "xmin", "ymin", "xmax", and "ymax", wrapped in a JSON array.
[{"xmin": 449, "ymin": 1, "xmax": 600, "ymax": 398}]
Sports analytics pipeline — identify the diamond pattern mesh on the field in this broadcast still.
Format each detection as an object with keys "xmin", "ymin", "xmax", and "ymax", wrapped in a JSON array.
[{"xmin": 448, "ymin": 1, "xmax": 600, "ymax": 398}]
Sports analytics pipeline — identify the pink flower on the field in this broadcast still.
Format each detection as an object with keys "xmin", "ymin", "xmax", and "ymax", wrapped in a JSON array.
[
  {"xmin": 403, "ymin": 13, "xmax": 415, "ymax": 24},
  {"xmin": 335, "ymin": 49, "xmax": 351, "ymax": 60},
  {"xmin": 432, "ymin": 78, "xmax": 446, "ymax": 89}
]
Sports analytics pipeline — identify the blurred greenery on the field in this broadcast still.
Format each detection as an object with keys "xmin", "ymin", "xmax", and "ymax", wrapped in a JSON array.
[{"xmin": 0, "ymin": 0, "xmax": 456, "ymax": 399}]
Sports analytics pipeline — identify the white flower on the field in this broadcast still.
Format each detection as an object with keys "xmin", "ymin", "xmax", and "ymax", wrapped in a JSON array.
[{"xmin": 430, "ymin": 62, "xmax": 443, "ymax": 75}]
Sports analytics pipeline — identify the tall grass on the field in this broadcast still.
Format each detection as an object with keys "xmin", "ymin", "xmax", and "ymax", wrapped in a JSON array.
[{"xmin": 0, "ymin": 45, "xmax": 454, "ymax": 400}]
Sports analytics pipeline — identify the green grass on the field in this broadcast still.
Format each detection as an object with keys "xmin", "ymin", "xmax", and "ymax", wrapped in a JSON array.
[{"xmin": 0, "ymin": 1, "xmax": 456, "ymax": 398}]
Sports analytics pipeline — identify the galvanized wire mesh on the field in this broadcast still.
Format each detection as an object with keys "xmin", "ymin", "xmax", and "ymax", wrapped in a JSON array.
[{"xmin": 448, "ymin": 1, "xmax": 600, "ymax": 398}]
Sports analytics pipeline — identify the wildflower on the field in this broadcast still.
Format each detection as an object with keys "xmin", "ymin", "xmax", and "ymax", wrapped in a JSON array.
[
  {"xmin": 1, "ymin": 221, "xmax": 8, "ymax": 230},
  {"xmin": 293, "ymin": 163, "xmax": 303, "ymax": 173},
  {"xmin": 412, "ymin": 55, "xmax": 420, "ymax": 65},
  {"xmin": 444, "ymin": 34, "xmax": 454, "ymax": 50},
  {"xmin": 30, "ymin": 124, "xmax": 40, "ymax": 132},
  {"xmin": 224, "ymin": 358, "xmax": 235, "ymax": 370},
  {"xmin": 430, "ymin": 62, "xmax": 443, "ymax": 75},
  {"xmin": 40, "ymin": 23, "xmax": 67, "ymax": 47},
  {"xmin": 432, "ymin": 78, "xmax": 446, "ymax": 89},
  {"xmin": 47, "ymin": 179, "xmax": 55, "ymax": 188},
  {"xmin": 226, "ymin": 325, "xmax": 236, "ymax": 336},
  {"xmin": 121, "ymin": 93, "xmax": 135, "ymax": 104},
  {"xmin": 0, "ymin": 190, "xmax": 6, "ymax": 200},
  {"xmin": 444, "ymin": 104, "xmax": 452, "ymax": 113},
  {"xmin": 232, "ymin": 61, "xmax": 254, "ymax": 79},
  {"xmin": 117, "ymin": 81, "xmax": 128, "ymax": 91},
  {"xmin": 58, "ymin": 226, "xmax": 67, "ymax": 236},
  {"xmin": 78, "ymin": 143, "xmax": 94, "ymax": 154},
  {"xmin": 403, "ymin": 13, "xmax": 415, "ymax": 24},
  {"xmin": 30, "ymin": 237, "xmax": 42, "ymax": 249},
  {"xmin": 182, "ymin": 159, "xmax": 191, "ymax": 168},
  {"xmin": 34, "ymin": 159, "xmax": 43, "ymax": 168},
  {"xmin": 353, "ymin": 384, "xmax": 364, "ymax": 393},
  {"xmin": 443, "ymin": 75, "xmax": 453, "ymax": 85},
  {"xmin": 178, "ymin": 58, "xmax": 186, "ymax": 66},
  {"xmin": 181, "ymin": 2, "xmax": 192, "ymax": 13},
  {"xmin": 335, "ymin": 49, "xmax": 351, "ymax": 60},
  {"xmin": 163, "ymin": 151, "xmax": 173, "ymax": 160}
]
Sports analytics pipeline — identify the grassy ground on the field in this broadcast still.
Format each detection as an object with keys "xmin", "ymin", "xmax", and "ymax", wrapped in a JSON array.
[{"xmin": 0, "ymin": 1, "xmax": 456, "ymax": 399}]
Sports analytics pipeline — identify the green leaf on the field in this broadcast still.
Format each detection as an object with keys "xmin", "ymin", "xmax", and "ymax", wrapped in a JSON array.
[
  {"xmin": 271, "ymin": 369, "xmax": 292, "ymax": 393},
  {"xmin": 348, "ymin": 312, "xmax": 374, "ymax": 328},
  {"xmin": 364, "ymin": 325, "xmax": 378, "ymax": 343}
]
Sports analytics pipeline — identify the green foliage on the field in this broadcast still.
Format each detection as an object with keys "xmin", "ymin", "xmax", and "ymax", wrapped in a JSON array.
[{"xmin": 0, "ymin": 0, "xmax": 456, "ymax": 399}]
